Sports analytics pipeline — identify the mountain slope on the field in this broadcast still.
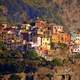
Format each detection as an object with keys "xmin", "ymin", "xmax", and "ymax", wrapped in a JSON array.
[
  {"xmin": 0, "ymin": 0, "xmax": 64, "ymax": 25},
  {"xmin": 60, "ymin": 0, "xmax": 80, "ymax": 31},
  {"xmin": 0, "ymin": 0, "xmax": 80, "ymax": 31},
  {"xmin": 23, "ymin": 0, "xmax": 80, "ymax": 31}
]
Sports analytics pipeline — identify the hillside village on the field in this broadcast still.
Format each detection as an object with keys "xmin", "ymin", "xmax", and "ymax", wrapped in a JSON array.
[
  {"xmin": 0, "ymin": 19, "xmax": 80, "ymax": 60},
  {"xmin": 0, "ymin": 0, "xmax": 80, "ymax": 80},
  {"xmin": 0, "ymin": 19, "xmax": 80, "ymax": 80}
]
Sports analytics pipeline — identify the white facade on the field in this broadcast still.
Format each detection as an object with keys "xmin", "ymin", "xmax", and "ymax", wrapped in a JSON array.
[
  {"xmin": 29, "ymin": 37, "xmax": 42, "ymax": 47},
  {"xmin": 37, "ymin": 37, "xmax": 42, "ymax": 46},
  {"xmin": 71, "ymin": 32, "xmax": 80, "ymax": 45},
  {"xmin": 74, "ymin": 34, "xmax": 80, "ymax": 44},
  {"xmin": 2, "ymin": 24, "xmax": 7, "ymax": 28},
  {"xmin": 23, "ymin": 40, "xmax": 26, "ymax": 45},
  {"xmin": 7, "ymin": 31, "xmax": 13, "ymax": 34},
  {"xmin": 72, "ymin": 45, "xmax": 80, "ymax": 53},
  {"xmin": 71, "ymin": 32, "xmax": 80, "ymax": 40}
]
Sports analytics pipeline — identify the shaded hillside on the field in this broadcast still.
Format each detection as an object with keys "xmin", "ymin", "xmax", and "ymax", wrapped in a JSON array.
[
  {"xmin": 23, "ymin": 0, "xmax": 80, "ymax": 31},
  {"xmin": 0, "ymin": 0, "xmax": 64, "ymax": 25},
  {"xmin": 0, "ymin": 0, "xmax": 80, "ymax": 31}
]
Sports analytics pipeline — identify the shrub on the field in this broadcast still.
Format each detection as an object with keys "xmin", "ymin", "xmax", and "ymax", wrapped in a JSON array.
[
  {"xmin": 50, "ymin": 58, "xmax": 63, "ymax": 66},
  {"xmin": 58, "ymin": 43, "xmax": 67, "ymax": 49}
]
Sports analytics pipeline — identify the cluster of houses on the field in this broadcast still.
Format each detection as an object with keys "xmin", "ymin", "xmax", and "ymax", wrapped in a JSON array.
[{"xmin": 0, "ymin": 19, "xmax": 80, "ymax": 57}]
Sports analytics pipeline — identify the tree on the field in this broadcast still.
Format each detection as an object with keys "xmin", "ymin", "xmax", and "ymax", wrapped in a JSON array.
[
  {"xmin": 9, "ymin": 74, "xmax": 20, "ymax": 80},
  {"xmin": 0, "ymin": 41, "xmax": 7, "ymax": 51},
  {"xmin": 17, "ymin": 62, "xmax": 25, "ymax": 73},
  {"xmin": 50, "ymin": 58, "xmax": 63, "ymax": 66},
  {"xmin": 24, "ymin": 50, "xmax": 38, "ymax": 59},
  {"xmin": 58, "ymin": 43, "xmax": 67, "ymax": 49},
  {"xmin": 46, "ymin": 73, "xmax": 53, "ymax": 80},
  {"xmin": 23, "ymin": 0, "xmax": 64, "ymax": 25}
]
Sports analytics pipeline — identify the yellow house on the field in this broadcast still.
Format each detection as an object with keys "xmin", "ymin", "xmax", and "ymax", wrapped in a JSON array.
[
  {"xmin": 21, "ymin": 24, "xmax": 30, "ymax": 31},
  {"xmin": 52, "ymin": 33, "xmax": 60, "ymax": 43},
  {"xmin": 41, "ymin": 37, "xmax": 51, "ymax": 50}
]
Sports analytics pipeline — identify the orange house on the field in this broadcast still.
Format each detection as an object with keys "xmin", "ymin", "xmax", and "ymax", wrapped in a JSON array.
[
  {"xmin": 62, "ymin": 33, "xmax": 71, "ymax": 44},
  {"xmin": 35, "ymin": 20, "xmax": 46, "ymax": 28},
  {"xmin": 52, "ymin": 33, "xmax": 71, "ymax": 44}
]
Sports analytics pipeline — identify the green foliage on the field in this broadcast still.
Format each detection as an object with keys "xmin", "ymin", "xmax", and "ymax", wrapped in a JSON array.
[
  {"xmin": 50, "ymin": 58, "xmax": 63, "ymax": 66},
  {"xmin": 23, "ymin": 0, "xmax": 64, "ymax": 25},
  {"xmin": 24, "ymin": 50, "xmax": 38, "ymax": 59},
  {"xmin": 74, "ymin": 53, "xmax": 80, "ymax": 59},
  {"xmin": 53, "ymin": 12, "xmax": 64, "ymax": 25},
  {"xmin": 7, "ymin": 50, "xmax": 22, "ymax": 58},
  {"xmin": 9, "ymin": 74, "xmax": 20, "ymax": 80},
  {"xmin": 0, "ymin": 41, "xmax": 7, "ymax": 51},
  {"xmin": 46, "ymin": 73, "xmax": 53, "ymax": 80},
  {"xmin": 23, "ymin": 0, "xmax": 47, "ymax": 7},
  {"xmin": 58, "ymin": 43, "xmax": 67, "ymax": 49},
  {"xmin": 0, "ymin": 0, "xmax": 64, "ymax": 25},
  {"xmin": 38, "ymin": 56, "xmax": 47, "ymax": 62},
  {"xmin": 17, "ymin": 62, "xmax": 25, "ymax": 73}
]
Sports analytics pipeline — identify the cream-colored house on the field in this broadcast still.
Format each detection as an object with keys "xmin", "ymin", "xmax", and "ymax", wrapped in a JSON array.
[
  {"xmin": 53, "ymin": 25, "xmax": 64, "ymax": 34},
  {"xmin": 72, "ymin": 45, "xmax": 80, "ymax": 53},
  {"xmin": 41, "ymin": 37, "xmax": 51, "ymax": 50}
]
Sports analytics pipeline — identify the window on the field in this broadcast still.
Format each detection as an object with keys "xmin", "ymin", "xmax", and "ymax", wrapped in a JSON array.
[{"xmin": 47, "ymin": 38, "xmax": 49, "ymax": 40}]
